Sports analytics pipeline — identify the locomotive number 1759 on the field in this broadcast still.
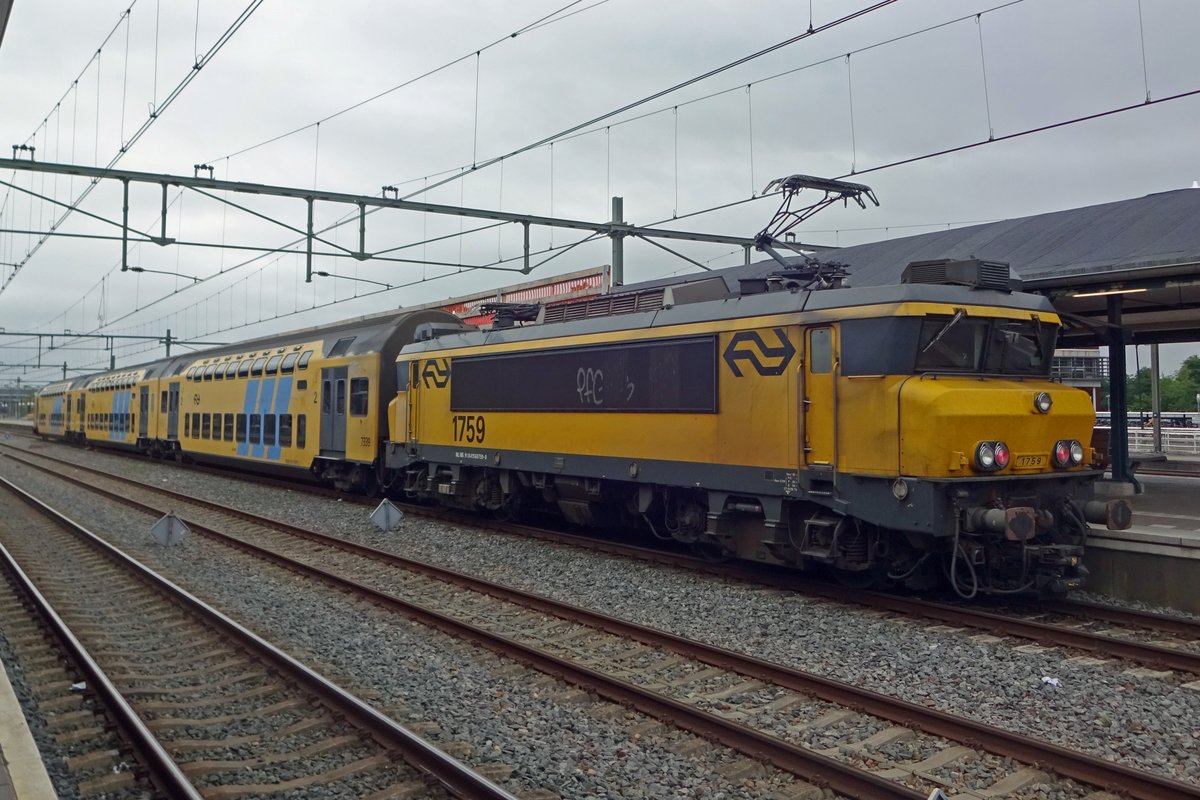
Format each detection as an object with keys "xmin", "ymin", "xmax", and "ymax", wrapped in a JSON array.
[{"xmin": 452, "ymin": 414, "xmax": 486, "ymax": 443}]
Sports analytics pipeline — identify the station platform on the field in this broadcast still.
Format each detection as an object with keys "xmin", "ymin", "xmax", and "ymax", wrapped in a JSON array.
[
  {"xmin": 1090, "ymin": 458, "xmax": 1200, "ymax": 613},
  {"xmin": 0, "ymin": 661, "xmax": 56, "ymax": 799}
]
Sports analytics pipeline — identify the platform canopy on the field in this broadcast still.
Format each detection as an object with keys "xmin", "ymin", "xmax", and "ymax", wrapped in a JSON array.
[{"xmin": 638, "ymin": 187, "xmax": 1200, "ymax": 347}]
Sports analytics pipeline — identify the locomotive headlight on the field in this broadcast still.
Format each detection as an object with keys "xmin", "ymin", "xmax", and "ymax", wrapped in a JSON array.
[
  {"xmin": 1069, "ymin": 440, "xmax": 1085, "ymax": 465},
  {"xmin": 975, "ymin": 442, "xmax": 997, "ymax": 470},
  {"xmin": 1052, "ymin": 440, "xmax": 1072, "ymax": 468},
  {"xmin": 1034, "ymin": 392, "xmax": 1053, "ymax": 413}
]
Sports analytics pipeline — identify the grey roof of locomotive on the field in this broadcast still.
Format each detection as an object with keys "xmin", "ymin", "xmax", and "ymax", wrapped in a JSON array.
[{"xmin": 400, "ymin": 282, "xmax": 1056, "ymax": 356}]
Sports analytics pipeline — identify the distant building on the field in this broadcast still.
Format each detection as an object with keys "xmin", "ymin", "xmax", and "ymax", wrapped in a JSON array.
[
  {"xmin": 1052, "ymin": 348, "xmax": 1106, "ymax": 408},
  {"xmin": 0, "ymin": 384, "xmax": 37, "ymax": 419}
]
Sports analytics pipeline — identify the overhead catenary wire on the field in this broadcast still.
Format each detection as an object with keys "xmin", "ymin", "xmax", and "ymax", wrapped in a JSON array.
[
  {"xmin": 0, "ymin": 0, "xmax": 268, "ymax": 297},
  {"xmin": 403, "ymin": 0, "xmax": 901, "ymax": 201},
  {"xmin": 212, "ymin": 0, "xmax": 606, "ymax": 163},
  {"xmin": 2, "ymin": 0, "xmax": 1186, "ymax": 380}
]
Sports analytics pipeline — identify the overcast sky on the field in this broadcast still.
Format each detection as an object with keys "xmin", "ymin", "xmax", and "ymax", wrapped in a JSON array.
[{"xmin": 2, "ymin": 0, "xmax": 1199, "ymax": 383}]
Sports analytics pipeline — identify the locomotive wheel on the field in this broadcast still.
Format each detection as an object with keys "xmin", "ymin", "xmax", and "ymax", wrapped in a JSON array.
[{"xmin": 492, "ymin": 491, "xmax": 523, "ymax": 522}]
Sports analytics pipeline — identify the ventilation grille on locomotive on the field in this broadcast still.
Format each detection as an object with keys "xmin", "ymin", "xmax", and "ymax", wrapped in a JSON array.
[
  {"xmin": 900, "ymin": 258, "xmax": 1014, "ymax": 291},
  {"xmin": 542, "ymin": 288, "xmax": 665, "ymax": 323}
]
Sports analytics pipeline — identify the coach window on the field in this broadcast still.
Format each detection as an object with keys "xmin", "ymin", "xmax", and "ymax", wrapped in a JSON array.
[
  {"xmin": 215, "ymin": 363, "xmax": 225, "ymax": 380},
  {"xmin": 297, "ymin": 350, "xmax": 313, "ymax": 370},
  {"xmin": 297, "ymin": 414, "xmax": 307, "ymax": 448},
  {"xmin": 204, "ymin": 365, "xmax": 216, "ymax": 380},
  {"xmin": 280, "ymin": 353, "xmax": 299, "ymax": 373},
  {"xmin": 202, "ymin": 414, "xmax": 212, "ymax": 439},
  {"xmin": 160, "ymin": 390, "xmax": 168, "ymax": 411},
  {"xmin": 336, "ymin": 379, "xmax": 346, "ymax": 416},
  {"xmin": 224, "ymin": 363, "xmax": 237, "ymax": 379},
  {"xmin": 810, "ymin": 328, "xmax": 833, "ymax": 373},
  {"xmin": 322, "ymin": 380, "xmax": 331, "ymax": 413},
  {"xmin": 249, "ymin": 414, "xmax": 262, "ymax": 443},
  {"xmin": 280, "ymin": 414, "xmax": 293, "ymax": 447},
  {"xmin": 236, "ymin": 414, "xmax": 247, "ymax": 442},
  {"xmin": 192, "ymin": 414, "xmax": 202, "ymax": 439},
  {"xmin": 349, "ymin": 378, "xmax": 369, "ymax": 416},
  {"xmin": 185, "ymin": 367, "xmax": 195, "ymax": 380},
  {"xmin": 264, "ymin": 414, "xmax": 277, "ymax": 445},
  {"xmin": 183, "ymin": 413, "xmax": 190, "ymax": 437},
  {"xmin": 266, "ymin": 355, "xmax": 282, "ymax": 374},
  {"xmin": 238, "ymin": 360, "xmax": 251, "ymax": 378},
  {"xmin": 223, "ymin": 414, "xmax": 234, "ymax": 440},
  {"xmin": 251, "ymin": 357, "xmax": 267, "ymax": 376}
]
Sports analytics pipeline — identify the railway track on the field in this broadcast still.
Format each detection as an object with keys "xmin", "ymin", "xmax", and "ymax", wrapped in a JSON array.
[
  {"xmin": 6, "ymin": 438, "xmax": 1200, "ymax": 668},
  {"xmin": 3, "ymin": 446, "xmax": 1199, "ymax": 799},
  {"xmin": 0, "ymin": 472, "xmax": 517, "ymax": 799}
]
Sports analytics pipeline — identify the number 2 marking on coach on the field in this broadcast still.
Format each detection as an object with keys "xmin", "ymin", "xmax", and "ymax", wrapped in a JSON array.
[{"xmin": 452, "ymin": 414, "xmax": 486, "ymax": 443}]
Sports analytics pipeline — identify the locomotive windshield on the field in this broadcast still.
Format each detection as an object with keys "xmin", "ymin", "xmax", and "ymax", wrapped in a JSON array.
[{"xmin": 840, "ymin": 314, "xmax": 1057, "ymax": 377}]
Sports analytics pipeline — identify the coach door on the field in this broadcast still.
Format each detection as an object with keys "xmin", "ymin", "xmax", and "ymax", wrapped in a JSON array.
[
  {"xmin": 320, "ymin": 366, "xmax": 348, "ymax": 456},
  {"xmin": 803, "ymin": 326, "xmax": 836, "ymax": 467},
  {"xmin": 139, "ymin": 386, "xmax": 150, "ymax": 438},
  {"xmin": 167, "ymin": 382, "xmax": 181, "ymax": 439}
]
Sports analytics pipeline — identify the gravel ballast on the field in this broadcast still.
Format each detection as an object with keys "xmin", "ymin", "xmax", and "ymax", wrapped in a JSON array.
[{"xmin": 7, "ymin": 440, "xmax": 1200, "ymax": 788}]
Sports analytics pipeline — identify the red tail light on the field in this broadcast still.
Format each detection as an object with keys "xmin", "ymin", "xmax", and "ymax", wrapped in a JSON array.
[{"xmin": 1052, "ymin": 440, "xmax": 1072, "ymax": 468}]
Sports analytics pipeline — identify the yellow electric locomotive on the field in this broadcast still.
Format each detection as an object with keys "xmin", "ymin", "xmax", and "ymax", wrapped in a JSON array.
[{"xmin": 387, "ymin": 259, "xmax": 1131, "ymax": 596}]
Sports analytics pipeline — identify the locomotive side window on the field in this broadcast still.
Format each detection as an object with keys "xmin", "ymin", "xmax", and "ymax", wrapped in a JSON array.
[
  {"xmin": 451, "ymin": 337, "xmax": 717, "ymax": 413},
  {"xmin": 809, "ymin": 328, "xmax": 833, "ymax": 373},
  {"xmin": 349, "ymin": 378, "xmax": 369, "ymax": 416}
]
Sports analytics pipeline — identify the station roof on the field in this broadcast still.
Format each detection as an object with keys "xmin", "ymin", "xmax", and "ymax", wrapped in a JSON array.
[{"xmin": 633, "ymin": 187, "xmax": 1200, "ymax": 346}]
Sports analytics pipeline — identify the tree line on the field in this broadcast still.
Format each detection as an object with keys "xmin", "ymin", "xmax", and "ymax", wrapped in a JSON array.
[{"xmin": 1110, "ymin": 355, "xmax": 1200, "ymax": 411}]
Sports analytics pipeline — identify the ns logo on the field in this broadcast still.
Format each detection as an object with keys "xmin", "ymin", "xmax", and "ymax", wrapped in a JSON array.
[
  {"xmin": 722, "ymin": 329, "xmax": 796, "ymax": 377},
  {"xmin": 421, "ymin": 359, "xmax": 451, "ymax": 388}
]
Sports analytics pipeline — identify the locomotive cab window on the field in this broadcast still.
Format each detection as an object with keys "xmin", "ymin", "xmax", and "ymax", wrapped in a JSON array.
[{"xmin": 839, "ymin": 315, "xmax": 1057, "ymax": 377}]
